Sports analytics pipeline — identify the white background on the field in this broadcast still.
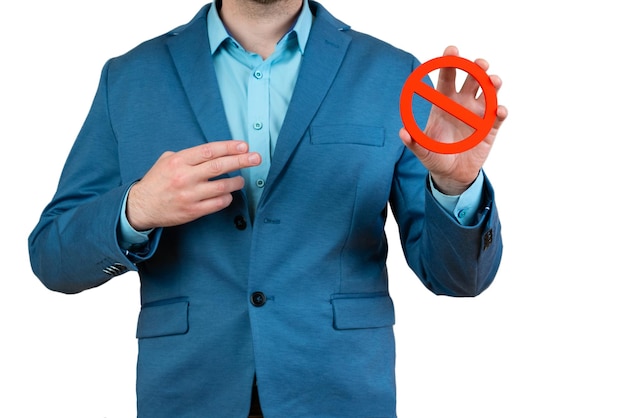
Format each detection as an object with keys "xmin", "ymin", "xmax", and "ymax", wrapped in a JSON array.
[{"xmin": 2, "ymin": 1, "xmax": 624, "ymax": 417}]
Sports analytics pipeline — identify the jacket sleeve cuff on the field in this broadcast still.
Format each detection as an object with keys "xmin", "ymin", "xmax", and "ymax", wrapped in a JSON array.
[{"xmin": 429, "ymin": 169, "xmax": 485, "ymax": 226}]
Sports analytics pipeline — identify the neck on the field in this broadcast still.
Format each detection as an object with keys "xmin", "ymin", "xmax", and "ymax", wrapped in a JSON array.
[{"xmin": 220, "ymin": 0, "xmax": 303, "ymax": 59}]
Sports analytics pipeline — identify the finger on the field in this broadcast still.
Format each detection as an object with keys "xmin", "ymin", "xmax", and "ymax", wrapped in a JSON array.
[
  {"xmin": 459, "ymin": 58, "xmax": 489, "ymax": 99},
  {"xmin": 399, "ymin": 127, "xmax": 430, "ymax": 160},
  {"xmin": 490, "ymin": 74, "xmax": 503, "ymax": 91},
  {"xmin": 398, "ymin": 127, "xmax": 412, "ymax": 145},
  {"xmin": 199, "ymin": 151, "xmax": 262, "ymax": 180},
  {"xmin": 179, "ymin": 140, "xmax": 251, "ymax": 166},
  {"xmin": 197, "ymin": 176, "xmax": 246, "ymax": 200},
  {"xmin": 436, "ymin": 45, "xmax": 460, "ymax": 96},
  {"xmin": 491, "ymin": 105, "xmax": 508, "ymax": 131},
  {"xmin": 186, "ymin": 192, "xmax": 236, "ymax": 220},
  {"xmin": 476, "ymin": 73, "xmax": 501, "ymax": 100},
  {"xmin": 176, "ymin": 176, "xmax": 245, "ymax": 221}
]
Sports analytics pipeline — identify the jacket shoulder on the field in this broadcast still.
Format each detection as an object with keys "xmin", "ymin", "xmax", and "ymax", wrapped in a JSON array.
[
  {"xmin": 311, "ymin": 1, "xmax": 418, "ymax": 67},
  {"xmin": 108, "ymin": 4, "xmax": 211, "ymax": 67}
]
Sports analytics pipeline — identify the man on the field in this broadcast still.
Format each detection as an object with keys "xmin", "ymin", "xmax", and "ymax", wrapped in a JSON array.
[{"xmin": 28, "ymin": 0, "xmax": 507, "ymax": 416}]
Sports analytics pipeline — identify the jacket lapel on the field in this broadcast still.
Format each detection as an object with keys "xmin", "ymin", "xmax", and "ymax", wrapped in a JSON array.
[
  {"xmin": 165, "ymin": 2, "xmax": 351, "ymax": 194},
  {"xmin": 260, "ymin": 2, "xmax": 352, "ymax": 206},
  {"xmin": 165, "ymin": 4, "xmax": 232, "ymax": 144}
]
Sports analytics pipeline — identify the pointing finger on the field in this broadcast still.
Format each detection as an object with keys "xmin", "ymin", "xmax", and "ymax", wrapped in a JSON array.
[{"xmin": 179, "ymin": 140, "xmax": 251, "ymax": 166}]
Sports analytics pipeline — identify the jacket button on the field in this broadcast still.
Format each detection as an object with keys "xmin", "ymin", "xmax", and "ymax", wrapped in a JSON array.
[
  {"xmin": 250, "ymin": 291, "xmax": 266, "ymax": 307},
  {"xmin": 234, "ymin": 215, "xmax": 247, "ymax": 230}
]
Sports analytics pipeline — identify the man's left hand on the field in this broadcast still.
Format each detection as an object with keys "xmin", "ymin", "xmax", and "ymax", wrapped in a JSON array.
[{"xmin": 399, "ymin": 45, "xmax": 508, "ymax": 195}]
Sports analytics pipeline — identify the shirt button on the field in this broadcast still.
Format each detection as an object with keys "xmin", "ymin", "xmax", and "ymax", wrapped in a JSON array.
[
  {"xmin": 256, "ymin": 179, "xmax": 265, "ymax": 188},
  {"xmin": 234, "ymin": 215, "xmax": 247, "ymax": 230},
  {"xmin": 250, "ymin": 291, "xmax": 266, "ymax": 307},
  {"xmin": 253, "ymin": 122, "xmax": 263, "ymax": 130},
  {"xmin": 253, "ymin": 70, "xmax": 263, "ymax": 79},
  {"xmin": 457, "ymin": 209, "xmax": 467, "ymax": 219}
]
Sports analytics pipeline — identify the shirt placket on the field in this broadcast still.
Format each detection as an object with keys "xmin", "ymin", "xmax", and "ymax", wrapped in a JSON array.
[{"xmin": 247, "ymin": 59, "xmax": 272, "ymax": 218}]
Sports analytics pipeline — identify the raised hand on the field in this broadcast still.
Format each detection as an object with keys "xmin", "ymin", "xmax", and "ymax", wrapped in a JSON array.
[{"xmin": 400, "ymin": 45, "xmax": 508, "ymax": 195}]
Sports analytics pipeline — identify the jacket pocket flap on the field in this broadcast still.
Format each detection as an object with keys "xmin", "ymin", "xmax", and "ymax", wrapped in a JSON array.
[
  {"xmin": 331, "ymin": 293, "xmax": 395, "ymax": 330},
  {"xmin": 136, "ymin": 300, "xmax": 189, "ymax": 339}
]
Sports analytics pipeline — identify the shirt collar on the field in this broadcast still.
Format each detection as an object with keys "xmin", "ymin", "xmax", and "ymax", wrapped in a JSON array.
[{"xmin": 208, "ymin": 0, "xmax": 313, "ymax": 55}]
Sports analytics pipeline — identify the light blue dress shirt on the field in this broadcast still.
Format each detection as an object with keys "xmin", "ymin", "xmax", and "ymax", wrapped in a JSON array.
[
  {"xmin": 209, "ymin": 0, "xmax": 312, "ymax": 218},
  {"xmin": 118, "ymin": 0, "xmax": 484, "ymax": 249}
]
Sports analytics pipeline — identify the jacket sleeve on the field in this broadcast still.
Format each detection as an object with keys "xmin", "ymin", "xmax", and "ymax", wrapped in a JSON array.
[
  {"xmin": 28, "ymin": 61, "xmax": 157, "ymax": 294},
  {"xmin": 390, "ymin": 145, "xmax": 503, "ymax": 297}
]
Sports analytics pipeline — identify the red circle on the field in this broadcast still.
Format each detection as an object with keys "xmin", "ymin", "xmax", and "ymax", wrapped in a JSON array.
[{"xmin": 400, "ymin": 55, "xmax": 498, "ymax": 154}]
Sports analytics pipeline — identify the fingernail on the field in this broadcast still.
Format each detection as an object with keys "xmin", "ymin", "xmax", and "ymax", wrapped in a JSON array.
[
  {"xmin": 237, "ymin": 143, "xmax": 247, "ymax": 152},
  {"xmin": 249, "ymin": 153, "xmax": 261, "ymax": 164}
]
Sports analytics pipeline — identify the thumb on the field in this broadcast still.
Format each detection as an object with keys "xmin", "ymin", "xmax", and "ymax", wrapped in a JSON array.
[{"xmin": 399, "ymin": 127, "xmax": 431, "ymax": 160}]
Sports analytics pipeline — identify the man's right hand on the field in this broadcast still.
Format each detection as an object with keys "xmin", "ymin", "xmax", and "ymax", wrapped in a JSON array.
[{"xmin": 126, "ymin": 140, "xmax": 261, "ymax": 231}]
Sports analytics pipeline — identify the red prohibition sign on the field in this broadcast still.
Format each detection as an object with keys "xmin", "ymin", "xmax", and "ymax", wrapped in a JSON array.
[{"xmin": 400, "ymin": 55, "xmax": 498, "ymax": 154}]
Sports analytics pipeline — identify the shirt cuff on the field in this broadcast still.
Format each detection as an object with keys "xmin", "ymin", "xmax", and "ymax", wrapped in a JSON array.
[
  {"xmin": 118, "ymin": 187, "xmax": 152, "ymax": 250},
  {"xmin": 429, "ymin": 170, "xmax": 484, "ymax": 226}
]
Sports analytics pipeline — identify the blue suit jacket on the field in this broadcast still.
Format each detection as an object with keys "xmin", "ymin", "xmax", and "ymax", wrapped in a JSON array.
[{"xmin": 29, "ymin": 2, "xmax": 502, "ymax": 417}]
